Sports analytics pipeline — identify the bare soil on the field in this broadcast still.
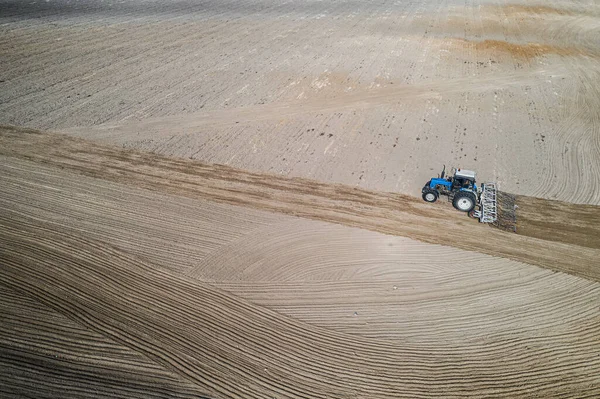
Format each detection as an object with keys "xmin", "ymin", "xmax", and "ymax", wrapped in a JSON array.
[
  {"xmin": 2, "ymin": 126, "xmax": 599, "ymax": 281},
  {"xmin": 2, "ymin": 0, "xmax": 600, "ymax": 203},
  {"xmin": 2, "ymin": 0, "xmax": 600, "ymax": 397},
  {"xmin": 1, "ymin": 127, "xmax": 600, "ymax": 397}
]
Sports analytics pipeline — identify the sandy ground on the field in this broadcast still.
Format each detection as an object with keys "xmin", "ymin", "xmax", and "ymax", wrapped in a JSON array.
[
  {"xmin": 2, "ymin": 127, "xmax": 600, "ymax": 280},
  {"xmin": 1, "ymin": 127, "xmax": 600, "ymax": 397},
  {"xmin": 1, "ymin": 0, "xmax": 600, "ymax": 203},
  {"xmin": 2, "ymin": 0, "xmax": 600, "ymax": 397}
]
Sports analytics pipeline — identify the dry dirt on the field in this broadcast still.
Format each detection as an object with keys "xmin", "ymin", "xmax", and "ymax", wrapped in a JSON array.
[
  {"xmin": 2, "ymin": 0, "xmax": 600, "ymax": 202},
  {"xmin": 1, "ymin": 126, "xmax": 600, "ymax": 398},
  {"xmin": 2, "ymin": 0, "xmax": 600, "ymax": 397}
]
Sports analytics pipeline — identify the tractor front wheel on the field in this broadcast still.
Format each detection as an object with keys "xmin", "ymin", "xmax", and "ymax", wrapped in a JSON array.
[
  {"xmin": 422, "ymin": 189, "xmax": 439, "ymax": 203},
  {"xmin": 453, "ymin": 192, "xmax": 476, "ymax": 212}
]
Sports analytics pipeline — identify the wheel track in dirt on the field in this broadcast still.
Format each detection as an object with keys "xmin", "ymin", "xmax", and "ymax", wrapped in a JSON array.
[
  {"xmin": 4, "ymin": 0, "xmax": 600, "ymax": 203},
  {"xmin": 1, "ymin": 126, "xmax": 598, "ymax": 281},
  {"xmin": 519, "ymin": 0, "xmax": 600, "ymax": 203},
  {"xmin": 0, "ymin": 155, "xmax": 282, "ymax": 275},
  {"xmin": 3, "ymin": 2, "xmax": 600, "ymax": 396},
  {"xmin": 486, "ymin": 1, "xmax": 600, "ymax": 204},
  {"xmin": 2, "ymin": 157, "xmax": 596, "ymax": 347},
  {"xmin": 537, "ymin": 59, "xmax": 600, "ymax": 204}
]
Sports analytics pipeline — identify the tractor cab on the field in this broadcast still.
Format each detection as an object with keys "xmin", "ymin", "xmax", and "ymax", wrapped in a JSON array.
[{"xmin": 452, "ymin": 169, "xmax": 476, "ymax": 191}]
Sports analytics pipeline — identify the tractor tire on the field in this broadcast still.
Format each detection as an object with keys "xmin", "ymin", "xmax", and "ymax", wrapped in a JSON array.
[
  {"xmin": 422, "ymin": 189, "xmax": 439, "ymax": 203},
  {"xmin": 453, "ymin": 191, "xmax": 476, "ymax": 212}
]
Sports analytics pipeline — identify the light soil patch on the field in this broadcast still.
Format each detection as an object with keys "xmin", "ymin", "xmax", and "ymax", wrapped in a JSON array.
[{"xmin": 1, "ymin": 0, "xmax": 600, "ymax": 203}]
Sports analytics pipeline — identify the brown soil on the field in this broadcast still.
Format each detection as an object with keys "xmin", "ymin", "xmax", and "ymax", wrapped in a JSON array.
[
  {"xmin": 2, "ymin": 126, "xmax": 600, "ymax": 398},
  {"xmin": 2, "ymin": 126, "xmax": 599, "ymax": 281},
  {"xmin": 461, "ymin": 39, "xmax": 583, "ymax": 60},
  {"xmin": 516, "ymin": 194, "xmax": 600, "ymax": 249},
  {"xmin": 3, "ymin": 0, "xmax": 600, "ymax": 204},
  {"xmin": 2, "ymin": 0, "xmax": 600, "ymax": 395}
]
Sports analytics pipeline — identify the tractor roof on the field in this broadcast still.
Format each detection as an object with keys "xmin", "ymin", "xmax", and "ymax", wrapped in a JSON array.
[{"xmin": 455, "ymin": 169, "xmax": 476, "ymax": 180}]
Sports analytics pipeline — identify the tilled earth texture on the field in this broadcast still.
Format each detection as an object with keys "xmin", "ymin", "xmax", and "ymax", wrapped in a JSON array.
[
  {"xmin": 2, "ymin": 0, "xmax": 600, "ymax": 202},
  {"xmin": 2, "ymin": 127, "xmax": 600, "ymax": 398},
  {"xmin": 1, "ymin": 0, "xmax": 600, "ymax": 398}
]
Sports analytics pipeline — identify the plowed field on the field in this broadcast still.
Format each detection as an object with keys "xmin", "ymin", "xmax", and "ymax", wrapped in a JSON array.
[
  {"xmin": 1, "ymin": 0, "xmax": 600, "ymax": 397},
  {"xmin": 2, "ymin": 0, "xmax": 600, "ymax": 202},
  {"xmin": 1, "ymin": 127, "xmax": 600, "ymax": 398}
]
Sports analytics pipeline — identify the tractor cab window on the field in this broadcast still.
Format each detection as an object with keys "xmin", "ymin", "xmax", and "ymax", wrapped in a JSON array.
[{"xmin": 453, "ymin": 177, "xmax": 473, "ymax": 189}]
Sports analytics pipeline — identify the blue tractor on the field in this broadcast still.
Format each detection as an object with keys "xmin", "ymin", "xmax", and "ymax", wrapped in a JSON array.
[{"xmin": 422, "ymin": 166, "xmax": 479, "ymax": 212}]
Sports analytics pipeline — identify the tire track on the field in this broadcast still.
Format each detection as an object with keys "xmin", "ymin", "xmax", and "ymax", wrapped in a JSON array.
[
  {"xmin": 0, "ymin": 158, "xmax": 280, "ymax": 275},
  {"xmin": 2, "ymin": 154, "xmax": 597, "ymax": 350},
  {"xmin": 3, "ymin": 0, "xmax": 600, "ymax": 205},
  {"xmin": 6, "ymin": 155, "xmax": 595, "ymax": 349},
  {"xmin": 188, "ymin": 218, "xmax": 531, "ymax": 282},
  {"xmin": 528, "ymin": 58, "xmax": 600, "ymax": 203},
  {"xmin": 213, "ymin": 277, "xmax": 599, "ymax": 343}
]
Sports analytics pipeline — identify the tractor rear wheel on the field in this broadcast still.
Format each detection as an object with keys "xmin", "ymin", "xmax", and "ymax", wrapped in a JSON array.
[
  {"xmin": 422, "ymin": 189, "xmax": 439, "ymax": 203},
  {"xmin": 453, "ymin": 191, "xmax": 476, "ymax": 212}
]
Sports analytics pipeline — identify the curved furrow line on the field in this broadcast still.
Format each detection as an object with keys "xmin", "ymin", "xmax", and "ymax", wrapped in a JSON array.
[
  {"xmin": 211, "ymin": 276, "xmax": 600, "ymax": 344},
  {"xmin": 526, "ymin": 6, "xmax": 600, "ymax": 203},
  {"xmin": 1, "ymin": 262, "xmax": 600, "ymax": 394},
  {"xmin": 3, "ymin": 0, "xmax": 600, "ymax": 207},
  {"xmin": 1, "ymin": 349, "xmax": 209, "ymax": 399},
  {"xmin": 2, "ymin": 212, "xmax": 600, "ymax": 397},
  {"xmin": 1, "ymin": 2, "xmax": 600, "ymax": 397},
  {"xmin": 1, "ymin": 264, "xmax": 596, "ymax": 398},
  {"xmin": 0, "ymin": 288, "xmax": 210, "ymax": 399},
  {"xmin": 540, "ymin": 60, "xmax": 600, "ymax": 204},
  {"xmin": 0, "ymin": 160, "xmax": 281, "ymax": 274},
  {"xmin": 0, "ymin": 181, "xmax": 269, "ymax": 239},
  {"xmin": 16, "ymin": 199, "xmax": 592, "ymax": 366},
  {"xmin": 189, "ymin": 218, "xmax": 532, "ymax": 282},
  {"xmin": 197, "ymin": 242, "xmax": 520, "ymax": 282},
  {"xmin": 570, "ymin": 62, "xmax": 600, "ymax": 203}
]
